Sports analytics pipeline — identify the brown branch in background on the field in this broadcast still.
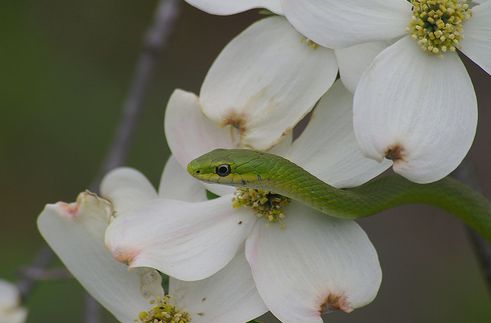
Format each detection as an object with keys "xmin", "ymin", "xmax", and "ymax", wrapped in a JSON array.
[
  {"xmin": 16, "ymin": 247, "xmax": 56, "ymax": 297},
  {"xmin": 85, "ymin": 1, "xmax": 180, "ymax": 322},
  {"xmin": 18, "ymin": 267, "xmax": 72, "ymax": 281},
  {"xmin": 91, "ymin": 0, "xmax": 180, "ymax": 187},
  {"xmin": 16, "ymin": 1, "xmax": 181, "ymax": 322},
  {"xmin": 452, "ymin": 158, "xmax": 491, "ymax": 293}
]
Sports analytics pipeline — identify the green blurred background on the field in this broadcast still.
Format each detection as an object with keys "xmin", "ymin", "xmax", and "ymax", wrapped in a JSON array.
[{"xmin": 1, "ymin": 1, "xmax": 490, "ymax": 322}]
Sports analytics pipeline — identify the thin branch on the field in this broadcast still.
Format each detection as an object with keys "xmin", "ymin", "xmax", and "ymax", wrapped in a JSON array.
[
  {"xmin": 15, "ymin": 1, "xmax": 181, "ymax": 319},
  {"xmin": 85, "ymin": 1, "xmax": 181, "ymax": 320},
  {"xmin": 84, "ymin": 293, "xmax": 102, "ymax": 323},
  {"xmin": 91, "ymin": 0, "xmax": 180, "ymax": 189},
  {"xmin": 18, "ymin": 267, "xmax": 72, "ymax": 281},
  {"xmin": 452, "ymin": 158, "xmax": 491, "ymax": 293},
  {"xmin": 16, "ymin": 247, "xmax": 56, "ymax": 298}
]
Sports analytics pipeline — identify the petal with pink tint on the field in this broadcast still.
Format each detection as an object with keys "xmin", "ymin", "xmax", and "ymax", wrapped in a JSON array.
[
  {"xmin": 105, "ymin": 196, "xmax": 256, "ymax": 281},
  {"xmin": 37, "ymin": 192, "xmax": 164, "ymax": 322}
]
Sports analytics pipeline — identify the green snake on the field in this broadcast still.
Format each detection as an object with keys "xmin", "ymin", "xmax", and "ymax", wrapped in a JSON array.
[{"xmin": 187, "ymin": 149, "xmax": 491, "ymax": 242}]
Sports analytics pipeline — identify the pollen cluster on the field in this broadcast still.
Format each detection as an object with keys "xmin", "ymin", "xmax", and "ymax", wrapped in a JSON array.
[
  {"xmin": 233, "ymin": 188, "xmax": 290, "ymax": 226},
  {"xmin": 302, "ymin": 37, "xmax": 320, "ymax": 49},
  {"xmin": 408, "ymin": 0, "xmax": 471, "ymax": 54},
  {"xmin": 137, "ymin": 296, "xmax": 191, "ymax": 323}
]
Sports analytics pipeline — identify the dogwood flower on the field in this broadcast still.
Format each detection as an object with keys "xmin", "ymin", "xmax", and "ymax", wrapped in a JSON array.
[
  {"xmin": 37, "ymin": 192, "xmax": 267, "ymax": 323},
  {"xmin": 281, "ymin": 0, "xmax": 491, "ymax": 184},
  {"xmin": 104, "ymin": 81, "xmax": 392, "ymax": 323},
  {"xmin": 185, "ymin": 0, "xmax": 490, "ymax": 184},
  {"xmin": 0, "ymin": 280, "xmax": 27, "ymax": 323}
]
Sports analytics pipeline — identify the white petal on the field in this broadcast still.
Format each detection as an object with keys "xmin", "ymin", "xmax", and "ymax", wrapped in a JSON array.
[
  {"xmin": 0, "ymin": 280, "xmax": 27, "ymax": 323},
  {"xmin": 0, "ymin": 281, "xmax": 19, "ymax": 313},
  {"xmin": 461, "ymin": 0, "xmax": 491, "ymax": 75},
  {"xmin": 105, "ymin": 196, "xmax": 256, "ymax": 281},
  {"xmin": 164, "ymin": 90, "xmax": 236, "ymax": 197},
  {"xmin": 200, "ymin": 16, "xmax": 337, "ymax": 151},
  {"xmin": 184, "ymin": 0, "xmax": 283, "ymax": 15},
  {"xmin": 159, "ymin": 156, "xmax": 207, "ymax": 202},
  {"xmin": 163, "ymin": 89, "xmax": 236, "ymax": 197},
  {"xmin": 266, "ymin": 132, "xmax": 293, "ymax": 156},
  {"xmin": 354, "ymin": 36, "xmax": 477, "ymax": 183},
  {"xmin": 203, "ymin": 183, "xmax": 236, "ymax": 197},
  {"xmin": 0, "ymin": 308, "xmax": 27, "ymax": 323},
  {"xmin": 170, "ymin": 251, "xmax": 267, "ymax": 323},
  {"xmin": 164, "ymin": 89, "xmax": 234, "ymax": 167},
  {"xmin": 282, "ymin": 0, "xmax": 411, "ymax": 48},
  {"xmin": 37, "ymin": 192, "xmax": 164, "ymax": 322},
  {"xmin": 245, "ymin": 202, "xmax": 381, "ymax": 323},
  {"xmin": 335, "ymin": 41, "xmax": 390, "ymax": 93},
  {"xmin": 100, "ymin": 167, "xmax": 157, "ymax": 214},
  {"xmin": 286, "ymin": 81, "xmax": 391, "ymax": 188}
]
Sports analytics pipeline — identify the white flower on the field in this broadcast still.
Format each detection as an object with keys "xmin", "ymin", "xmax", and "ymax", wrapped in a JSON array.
[
  {"xmin": 185, "ymin": 0, "xmax": 490, "ymax": 184},
  {"xmin": 280, "ymin": 0, "xmax": 491, "ymax": 183},
  {"xmin": 104, "ymin": 81, "xmax": 392, "ymax": 323},
  {"xmin": 37, "ymin": 192, "xmax": 267, "ymax": 323},
  {"xmin": 0, "ymin": 280, "xmax": 27, "ymax": 323}
]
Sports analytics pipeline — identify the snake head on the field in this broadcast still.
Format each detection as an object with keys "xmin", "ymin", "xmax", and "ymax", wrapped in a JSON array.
[{"xmin": 187, "ymin": 148, "xmax": 266, "ymax": 187}]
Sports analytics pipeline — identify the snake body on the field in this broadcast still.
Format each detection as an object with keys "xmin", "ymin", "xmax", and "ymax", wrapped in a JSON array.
[{"xmin": 187, "ymin": 149, "xmax": 491, "ymax": 241}]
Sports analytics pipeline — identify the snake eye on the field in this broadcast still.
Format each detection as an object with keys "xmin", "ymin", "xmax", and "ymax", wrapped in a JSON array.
[{"xmin": 216, "ymin": 164, "xmax": 231, "ymax": 177}]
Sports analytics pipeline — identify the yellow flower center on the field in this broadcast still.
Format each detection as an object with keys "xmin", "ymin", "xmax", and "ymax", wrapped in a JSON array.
[
  {"xmin": 233, "ymin": 188, "xmax": 290, "ymax": 227},
  {"xmin": 408, "ymin": 0, "xmax": 471, "ymax": 54},
  {"xmin": 302, "ymin": 37, "xmax": 320, "ymax": 49},
  {"xmin": 137, "ymin": 296, "xmax": 191, "ymax": 323}
]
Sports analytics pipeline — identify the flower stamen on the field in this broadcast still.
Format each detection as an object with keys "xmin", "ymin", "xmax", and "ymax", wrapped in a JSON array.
[
  {"xmin": 137, "ymin": 296, "xmax": 191, "ymax": 323},
  {"xmin": 302, "ymin": 37, "xmax": 320, "ymax": 49},
  {"xmin": 408, "ymin": 0, "xmax": 471, "ymax": 54},
  {"xmin": 233, "ymin": 188, "xmax": 290, "ymax": 227}
]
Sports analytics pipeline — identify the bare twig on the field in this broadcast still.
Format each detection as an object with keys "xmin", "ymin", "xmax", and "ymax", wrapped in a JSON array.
[
  {"xmin": 18, "ymin": 267, "xmax": 72, "ymax": 281},
  {"xmin": 452, "ymin": 158, "xmax": 491, "ymax": 293},
  {"xmin": 91, "ymin": 0, "xmax": 180, "ymax": 188},
  {"xmin": 16, "ymin": 2, "xmax": 181, "ymax": 321},
  {"xmin": 84, "ymin": 293, "xmax": 102, "ymax": 323},
  {"xmin": 84, "ymin": 1, "xmax": 180, "ymax": 320},
  {"xmin": 16, "ymin": 247, "xmax": 56, "ymax": 297}
]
